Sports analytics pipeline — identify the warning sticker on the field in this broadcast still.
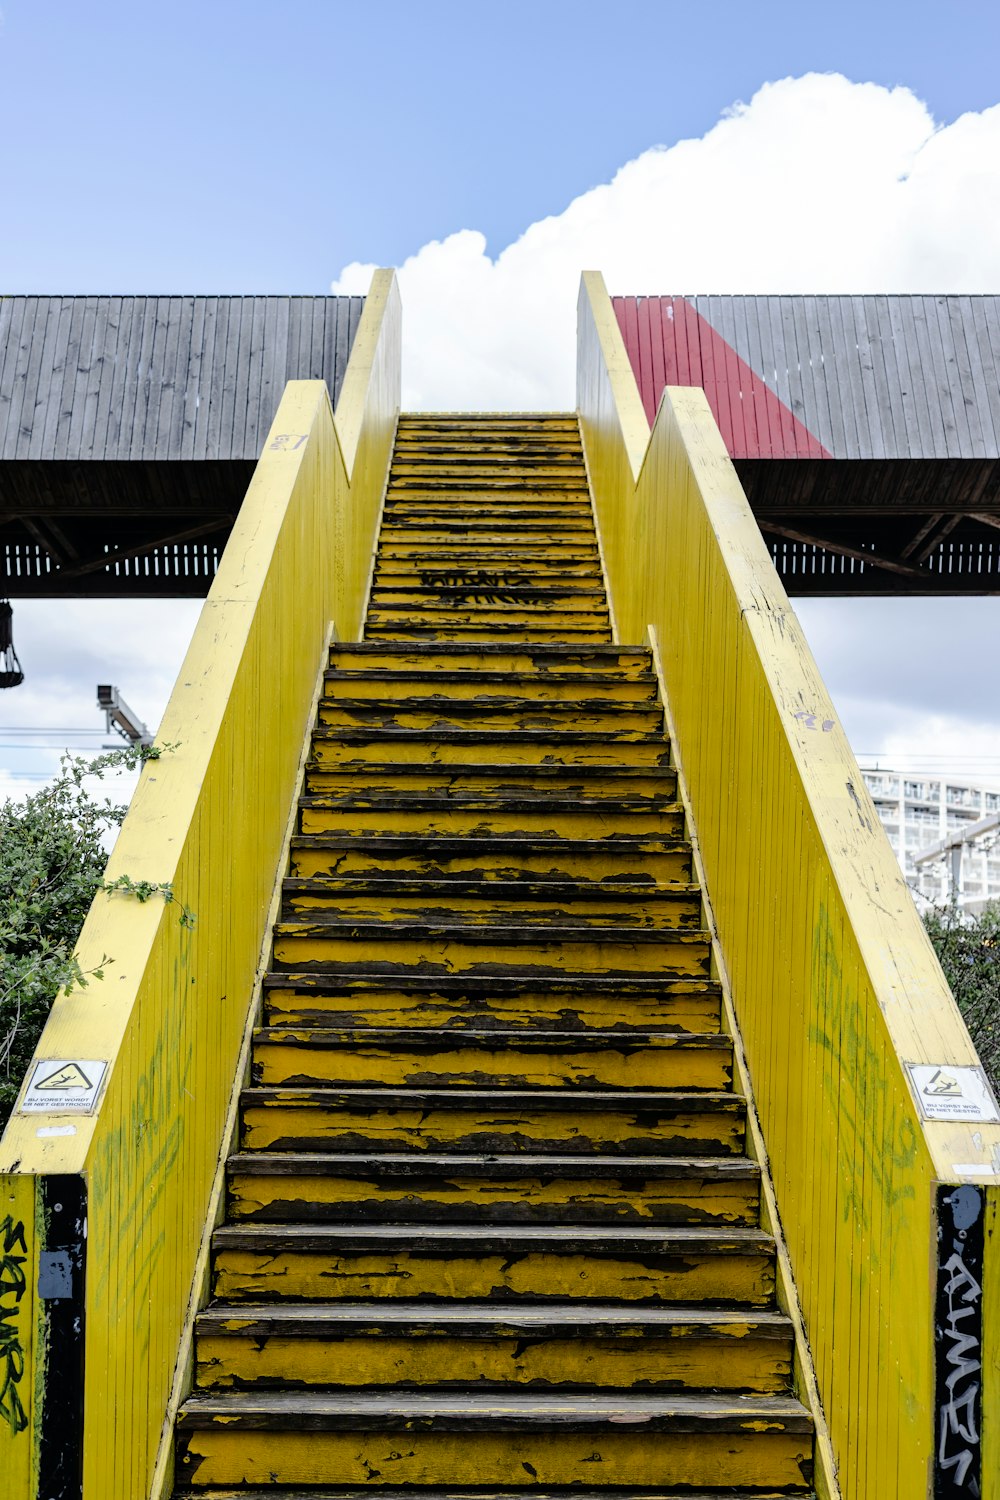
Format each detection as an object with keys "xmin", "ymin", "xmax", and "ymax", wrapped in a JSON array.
[
  {"xmin": 20, "ymin": 1059, "xmax": 108, "ymax": 1114},
  {"xmin": 906, "ymin": 1063, "xmax": 1000, "ymax": 1124}
]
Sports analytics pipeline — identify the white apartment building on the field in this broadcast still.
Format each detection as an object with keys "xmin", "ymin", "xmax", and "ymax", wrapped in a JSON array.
[{"xmin": 860, "ymin": 765, "xmax": 1000, "ymax": 910}]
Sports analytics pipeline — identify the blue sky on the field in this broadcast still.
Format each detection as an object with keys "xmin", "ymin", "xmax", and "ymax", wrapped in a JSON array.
[
  {"xmin": 2, "ymin": 1, "xmax": 999, "ymax": 289},
  {"xmin": 2, "ymin": 1, "xmax": 1000, "ymax": 795}
]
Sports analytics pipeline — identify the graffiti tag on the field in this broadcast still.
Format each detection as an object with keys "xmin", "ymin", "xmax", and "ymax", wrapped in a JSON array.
[{"xmin": 0, "ymin": 1215, "xmax": 28, "ymax": 1435}]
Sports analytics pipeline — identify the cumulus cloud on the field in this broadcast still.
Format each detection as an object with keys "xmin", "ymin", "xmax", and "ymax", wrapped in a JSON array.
[{"xmin": 332, "ymin": 73, "xmax": 1000, "ymax": 408}]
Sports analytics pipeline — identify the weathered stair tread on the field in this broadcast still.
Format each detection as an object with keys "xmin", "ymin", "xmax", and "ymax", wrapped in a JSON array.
[
  {"xmin": 253, "ymin": 1027, "xmax": 728, "ymax": 1052},
  {"xmin": 273, "ymin": 921, "xmax": 709, "ymax": 945},
  {"xmin": 242, "ymin": 1086, "xmax": 741, "ymax": 1110},
  {"xmin": 228, "ymin": 1152, "xmax": 758, "ymax": 1179},
  {"xmin": 264, "ymin": 971, "xmax": 720, "ymax": 995},
  {"xmin": 283, "ymin": 876, "xmax": 697, "ymax": 898},
  {"xmin": 324, "ymin": 669, "xmax": 655, "ymax": 686},
  {"xmin": 176, "ymin": 1388, "xmax": 812, "ymax": 1431},
  {"xmin": 196, "ymin": 1301, "xmax": 791, "ymax": 1336},
  {"xmin": 299, "ymin": 793, "xmax": 680, "ymax": 814},
  {"xmin": 212, "ymin": 1222, "xmax": 774, "ymax": 1254},
  {"xmin": 176, "ymin": 1490, "xmax": 810, "ymax": 1500}
]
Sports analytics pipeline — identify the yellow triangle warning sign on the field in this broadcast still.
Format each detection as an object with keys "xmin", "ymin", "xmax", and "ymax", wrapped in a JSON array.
[{"xmin": 34, "ymin": 1062, "xmax": 94, "ymax": 1091}]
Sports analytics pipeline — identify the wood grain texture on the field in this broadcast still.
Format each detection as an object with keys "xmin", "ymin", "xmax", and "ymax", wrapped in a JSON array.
[{"xmin": 0, "ymin": 295, "xmax": 364, "ymax": 462}]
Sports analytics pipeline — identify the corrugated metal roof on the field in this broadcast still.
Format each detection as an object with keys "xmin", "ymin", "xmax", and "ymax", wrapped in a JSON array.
[
  {"xmin": 613, "ymin": 294, "xmax": 1000, "ymax": 461},
  {"xmin": 0, "ymin": 295, "xmax": 364, "ymax": 462}
]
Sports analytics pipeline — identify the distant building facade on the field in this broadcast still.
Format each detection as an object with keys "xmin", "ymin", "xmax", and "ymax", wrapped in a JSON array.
[{"xmin": 861, "ymin": 765, "xmax": 1000, "ymax": 909}]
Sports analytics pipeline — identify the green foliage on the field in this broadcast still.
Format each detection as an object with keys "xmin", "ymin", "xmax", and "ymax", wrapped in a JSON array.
[
  {"xmin": 101, "ymin": 873, "xmax": 195, "ymax": 929},
  {"xmin": 923, "ymin": 900, "xmax": 1000, "ymax": 1093},
  {"xmin": 0, "ymin": 746, "xmax": 162, "ymax": 1127}
]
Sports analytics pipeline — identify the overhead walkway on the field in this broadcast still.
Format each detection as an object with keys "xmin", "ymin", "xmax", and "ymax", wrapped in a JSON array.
[{"xmin": 0, "ymin": 270, "xmax": 997, "ymax": 1500}]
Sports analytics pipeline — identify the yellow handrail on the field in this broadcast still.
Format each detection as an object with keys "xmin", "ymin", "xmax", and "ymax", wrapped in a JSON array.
[
  {"xmin": 0, "ymin": 269, "xmax": 400, "ymax": 1499},
  {"xmin": 578, "ymin": 269, "xmax": 1000, "ymax": 1500}
]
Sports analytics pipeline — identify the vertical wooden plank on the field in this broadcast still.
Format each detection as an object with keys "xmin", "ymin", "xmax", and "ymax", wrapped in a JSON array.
[
  {"xmin": 920, "ymin": 295, "xmax": 962, "ymax": 456},
  {"xmin": 847, "ymin": 297, "xmax": 888, "ymax": 460},
  {"xmin": 745, "ymin": 297, "xmax": 776, "ymax": 459},
  {"xmin": 64, "ymin": 294, "xmax": 100, "ymax": 459},
  {"xmin": 724, "ymin": 298, "xmax": 755, "ymax": 458},
  {"xmin": 871, "ymin": 295, "xmax": 907, "ymax": 457},
  {"xmin": 659, "ymin": 299, "xmax": 679, "ymax": 389},
  {"xmin": 36, "ymin": 297, "xmax": 75, "ymax": 461},
  {"xmin": 802, "ymin": 296, "xmax": 839, "ymax": 457},
  {"xmin": 0, "ymin": 298, "xmax": 26, "ymax": 458},
  {"xmin": 947, "ymin": 296, "xmax": 987, "ymax": 458},
  {"xmin": 193, "ymin": 297, "xmax": 220, "ymax": 461},
  {"xmin": 119, "ymin": 296, "xmax": 153, "ymax": 460},
  {"xmin": 165, "ymin": 294, "xmax": 196, "ymax": 460},
  {"xmin": 698, "ymin": 297, "xmax": 734, "ymax": 454},
  {"xmin": 635, "ymin": 298, "xmax": 655, "ymax": 418},
  {"xmin": 1, "ymin": 298, "xmax": 37, "ymax": 460},
  {"xmin": 215, "ymin": 298, "xmax": 244, "ymax": 460},
  {"xmin": 908, "ymin": 296, "xmax": 950, "ymax": 459},
  {"xmin": 648, "ymin": 296, "xmax": 667, "ymax": 415},
  {"xmin": 765, "ymin": 295, "xmax": 796, "ymax": 457},
  {"xmin": 180, "ymin": 297, "xmax": 207, "ymax": 462},
  {"xmin": 89, "ymin": 297, "xmax": 125, "ymax": 461},
  {"xmin": 895, "ymin": 297, "xmax": 936, "ymax": 460},
  {"xmin": 49, "ymin": 295, "xmax": 86, "ymax": 459},
  {"xmin": 284, "ymin": 296, "xmax": 303, "ymax": 388},
  {"xmin": 100, "ymin": 298, "xmax": 137, "ymax": 460},
  {"xmin": 968, "ymin": 297, "xmax": 1000, "ymax": 456}
]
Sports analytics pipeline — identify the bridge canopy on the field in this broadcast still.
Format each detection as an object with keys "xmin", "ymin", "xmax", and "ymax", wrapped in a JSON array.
[
  {"xmin": 0, "ymin": 296, "xmax": 363, "ymax": 596},
  {"xmin": 614, "ymin": 294, "xmax": 1000, "ymax": 594}
]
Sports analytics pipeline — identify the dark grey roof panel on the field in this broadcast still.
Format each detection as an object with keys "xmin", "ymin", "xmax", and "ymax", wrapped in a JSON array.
[{"xmin": 0, "ymin": 295, "xmax": 364, "ymax": 462}]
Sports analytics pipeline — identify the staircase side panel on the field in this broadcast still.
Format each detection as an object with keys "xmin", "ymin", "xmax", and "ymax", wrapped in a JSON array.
[
  {"xmin": 0, "ymin": 274, "xmax": 400, "ymax": 1500},
  {"xmin": 579, "ymin": 269, "xmax": 1000, "ymax": 1500}
]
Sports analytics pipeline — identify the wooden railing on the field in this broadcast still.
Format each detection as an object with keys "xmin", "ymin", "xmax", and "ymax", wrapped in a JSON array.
[
  {"xmin": 0, "ymin": 269, "xmax": 400, "ymax": 1499},
  {"xmin": 578, "ymin": 269, "xmax": 1000, "ymax": 1500}
]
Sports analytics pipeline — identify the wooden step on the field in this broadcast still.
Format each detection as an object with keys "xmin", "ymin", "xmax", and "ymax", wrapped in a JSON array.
[
  {"xmin": 226, "ymin": 1152, "xmax": 761, "ymax": 1226},
  {"xmin": 280, "ymin": 876, "xmax": 701, "ymax": 927},
  {"xmin": 270, "ymin": 921, "xmax": 711, "ymax": 979},
  {"xmin": 210, "ymin": 1222, "xmax": 776, "ymax": 1306},
  {"xmin": 175, "ymin": 1390, "xmax": 814, "ymax": 1490},
  {"xmin": 238, "ymin": 1087, "xmax": 745, "ymax": 1156},
  {"xmin": 178, "ymin": 1488, "xmax": 810, "ymax": 1500},
  {"xmin": 329, "ymin": 643, "xmax": 649, "ymax": 673},
  {"xmin": 307, "ymin": 731, "xmax": 671, "ymax": 767},
  {"xmin": 251, "ymin": 1028, "xmax": 729, "ymax": 1090},
  {"xmin": 297, "ymin": 793, "xmax": 682, "ymax": 838},
  {"xmin": 365, "ymin": 626, "xmax": 613, "ymax": 644},
  {"xmin": 288, "ymin": 833, "xmax": 692, "ymax": 882},
  {"xmin": 321, "ymin": 674, "xmax": 655, "ymax": 704},
  {"xmin": 194, "ymin": 1301, "xmax": 793, "ymax": 1393},
  {"xmin": 262, "ymin": 973, "xmax": 720, "ymax": 1033},
  {"xmin": 301, "ymin": 762, "xmax": 676, "ymax": 796}
]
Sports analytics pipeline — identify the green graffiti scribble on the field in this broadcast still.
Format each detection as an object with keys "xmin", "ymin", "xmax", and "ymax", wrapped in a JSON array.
[
  {"xmin": 808, "ymin": 900, "xmax": 917, "ymax": 1271},
  {"xmin": 0, "ymin": 1215, "xmax": 28, "ymax": 1435},
  {"xmin": 89, "ymin": 937, "xmax": 200, "ymax": 1363}
]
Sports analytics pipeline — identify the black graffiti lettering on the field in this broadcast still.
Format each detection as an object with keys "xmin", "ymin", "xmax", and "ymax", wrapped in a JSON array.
[
  {"xmin": 0, "ymin": 1215, "xmax": 28, "ymax": 1435},
  {"xmin": 936, "ymin": 1187, "xmax": 984, "ymax": 1498}
]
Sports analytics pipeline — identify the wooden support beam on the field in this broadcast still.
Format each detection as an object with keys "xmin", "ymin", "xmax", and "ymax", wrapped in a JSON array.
[
  {"xmin": 19, "ymin": 515, "xmax": 66, "ymax": 566},
  {"xmin": 909, "ymin": 512, "xmax": 962, "ymax": 564},
  {"xmin": 57, "ymin": 517, "xmax": 232, "ymax": 580},
  {"xmin": 971, "ymin": 512, "xmax": 1000, "ymax": 533},
  {"xmin": 899, "ymin": 512, "xmax": 943, "ymax": 559},
  {"xmin": 758, "ymin": 520, "xmax": 927, "ymax": 579}
]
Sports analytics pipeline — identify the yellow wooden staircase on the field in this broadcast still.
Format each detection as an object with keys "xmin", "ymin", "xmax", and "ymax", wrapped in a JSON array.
[{"xmin": 173, "ymin": 415, "xmax": 815, "ymax": 1495}]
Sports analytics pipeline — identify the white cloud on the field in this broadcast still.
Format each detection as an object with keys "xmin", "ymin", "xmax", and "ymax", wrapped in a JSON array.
[
  {"xmin": 332, "ymin": 73, "xmax": 1000, "ymax": 408},
  {"xmin": 330, "ymin": 72, "xmax": 1000, "ymax": 788}
]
